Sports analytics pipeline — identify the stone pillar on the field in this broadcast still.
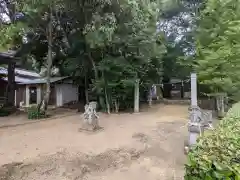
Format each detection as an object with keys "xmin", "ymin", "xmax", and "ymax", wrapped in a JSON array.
[
  {"xmin": 191, "ymin": 73, "xmax": 197, "ymax": 106},
  {"xmin": 134, "ymin": 79, "xmax": 140, "ymax": 113},
  {"xmin": 188, "ymin": 73, "xmax": 203, "ymax": 147},
  {"xmin": 26, "ymin": 85, "xmax": 30, "ymax": 107},
  {"xmin": 37, "ymin": 86, "xmax": 41, "ymax": 104},
  {"xmin": 190, "ymin": 73, "xmax": 199, "ymax": 123}
]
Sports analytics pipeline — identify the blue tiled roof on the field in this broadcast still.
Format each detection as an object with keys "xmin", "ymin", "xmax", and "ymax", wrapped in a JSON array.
[
  {"xmin": 0, "ymin": 67, "xmax": 40, "ymax": 78},
  {"xmin": 18, "ymin": 77, "xmax": 69, "ymax": 84}
]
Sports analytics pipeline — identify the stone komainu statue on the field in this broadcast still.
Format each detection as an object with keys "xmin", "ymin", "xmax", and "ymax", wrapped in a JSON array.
[{"xmin": 83, "ymin": 101, "xmax": 100, "ymax": 130}]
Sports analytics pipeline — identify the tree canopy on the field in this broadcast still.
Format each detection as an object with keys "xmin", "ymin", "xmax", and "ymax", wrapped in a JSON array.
[
  {"xmin": 5, "ymin": 0, "xmax": 239, "ymax": 110},
  {"xmin": 195, "ymin": 0, "xmax": 240, "ymax": 100},
  {"xmin": 0, "ymin": 0, "xmax": 167, "ymax": 112},
  {"xmin": 158, "ymin": 0, "xmax": 203, "ymax": 80}
]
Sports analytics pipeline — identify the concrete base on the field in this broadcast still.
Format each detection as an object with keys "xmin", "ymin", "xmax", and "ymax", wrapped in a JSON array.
[
  {"xmin": 78, "ymin": 127, "xmax": 104, "ymax": 134},
  {"xmin": 189, "ymin": 132, "xmax": 199, "ymax": 146},
  {"xmin": 188, "ymin": 125, "xmax": 204, "ymax": 133}
]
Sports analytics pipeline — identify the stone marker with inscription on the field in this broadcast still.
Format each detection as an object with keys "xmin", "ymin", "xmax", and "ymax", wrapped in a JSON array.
[
  {"xmin": 184, "ymin": 73, "xmax": 213, "ymax": 154},
  {"xmin": 79, "ymin": 101, "xmax": 103, "ymax": 132}
]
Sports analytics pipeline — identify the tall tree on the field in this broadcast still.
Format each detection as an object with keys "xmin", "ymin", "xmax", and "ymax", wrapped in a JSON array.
[
  {"xmin": 0, "ymin": 0, "xmax": 166, "ymax": 112},
  {"xmin": 61, "ymin": 0, "xmax": 166, "ymax": 112},
  {"xmin": 158, "ymin": 0, "xmax": 203, "ymax": 80},
  {"xmin": 195, "ymin": 0, "xmax": 240, "ymax": 100}
]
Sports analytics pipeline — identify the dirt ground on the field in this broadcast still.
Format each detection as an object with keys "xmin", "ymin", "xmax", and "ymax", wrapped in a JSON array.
[{"xmin": 0, "ymin": 104, "xmax": 188, "ymax": 180}]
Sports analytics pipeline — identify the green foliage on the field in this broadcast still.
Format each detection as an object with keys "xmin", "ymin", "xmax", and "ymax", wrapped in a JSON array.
[
  {"xmin": 0, "ymin": 107, "xmax": 11, "ymax": 117},
  {"xmin": 159, "ymin": 0, "xmax": 203, "ymax": 80},
  {"xmin": 27, "ymin": 106, "xmax": 46, "ymax": 120},
  {"xmin": 0, "ymin": 0, "xmax": 167, "ymax": 112},
  {"xmin": 90, "ymin": 0, "xmax": 165, "ymax": 110},
  {"xmin": 196, "ymin": 0, "xmax": 240, "ymax": 99},
  {"xmin": 185, "ymin": 102, "xmax": 240, "ymax": 179},
  {"xmin": 0, "ymin": 23, "xmax": 25, "ymax": 51},
  {"xmin": 59, "ymin": 0, "xmax": 166, "ymax": 111},
  {"xmin": 223, "ymin": 102, "xmax": 240, "ymax": 124}
]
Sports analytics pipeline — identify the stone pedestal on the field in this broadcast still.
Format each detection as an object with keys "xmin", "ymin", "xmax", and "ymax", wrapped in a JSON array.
[
  {"xmin": 81, "ymin": 120, "xmax": 97, "ymax": 131},
  {"xmin": 188, "ymin": 124, "xmax": 204, "ymax": 146},
  {"xmin": 201, "ymin": 110, "xmax": 213, "ymax": 128}
]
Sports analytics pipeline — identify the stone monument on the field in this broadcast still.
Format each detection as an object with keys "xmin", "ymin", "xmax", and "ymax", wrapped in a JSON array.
[
  {"xmin": 79, "ymin": 101, "xmax": 102, "ymax": 132},
  {"xmin": 184, "ymin": 73, "xmax": 213, "ymax": 154}
]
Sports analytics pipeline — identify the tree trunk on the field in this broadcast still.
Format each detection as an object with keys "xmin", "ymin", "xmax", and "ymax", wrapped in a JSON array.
[
  {"xmin": 42, "ymin": 5, "xmax": 53, "ymax": 113},
  {"xmin": 102, "ymin": 71, "xmax": 110, "ymax": 114},
  {"xmin": 148, "ymin": 86, "xmax": 152, "ymax": 106},
  {"xmin": 84, "ymin": 69, "xmax": 89, "ymax": 104},
  {"xmin": 88, "ymin": 51, "xmax": 98, "ymax": 81},
  {"xmin": 37, "ymin": 97, "xmax": 44, "ymax": 112},
  {"xmin": 114, "ymin": 99, "xmax": 119, "ymax": 113},
  {"xmin": 104, "ymin": 87, "xmax": 110, "ymax": 114},
  {"xmin": 86, "ymin": 48, "xmax": 105, "ymax": 111}
]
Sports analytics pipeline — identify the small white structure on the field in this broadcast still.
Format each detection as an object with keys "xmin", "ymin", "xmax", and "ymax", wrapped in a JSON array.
[
  {"xmin": 0, "ymin": 67, "xmax": 79, "ymax": 108},
  {"xmin": 55, "ymin": 81, "xmax": 79, "ymax": 107},
  {"xmin": 17, "ymin": 77, "xmax": 79, "ymax": 108}
]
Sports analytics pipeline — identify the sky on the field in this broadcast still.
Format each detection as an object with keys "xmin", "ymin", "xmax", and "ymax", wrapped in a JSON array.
[{"xmin": 0, "ymin": 0, "xmax": 11, "ymax": 23}]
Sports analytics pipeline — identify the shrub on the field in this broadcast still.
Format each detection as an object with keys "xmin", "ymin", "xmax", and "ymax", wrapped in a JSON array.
[
  {"xmin": 0, "ymin": 107, "xmax": 11, "ymax": 116},
  {"xmin": 27, "ymin": 105, "xmax": 46, "ymax": 120},
  {"xmin": 225, "ymin": 102, "xmax": 240, "ymax": 120},
  {"xmin": 185, "ymin": 103, "xmax": 240, "ymax": 179}
]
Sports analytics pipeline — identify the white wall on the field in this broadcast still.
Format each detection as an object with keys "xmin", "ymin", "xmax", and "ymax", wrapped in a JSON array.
[
  {"xmin": 25, "ymin": 85, "xmax": 30, "ymax": 107},
  {"xmin": 55, "ymin": 84, "xmax": 63, "ymax": 107},
  {"xmin": 56, "ymin": 84, "xmax": 78, "ymax": 107},
  {"xmin": 37, "ymin": 86, "xmax": 41, "ymax": 104}
]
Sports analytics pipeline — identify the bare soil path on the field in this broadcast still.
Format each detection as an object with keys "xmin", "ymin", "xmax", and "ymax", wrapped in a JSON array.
[{"xmin": 0, "ymin": 104, "xmax": 188, "ymax": 180}]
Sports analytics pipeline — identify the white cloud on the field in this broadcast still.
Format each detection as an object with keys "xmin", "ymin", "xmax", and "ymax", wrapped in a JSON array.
[{"xmin": 0, "ymin": 0, "xmax": 11, "ymax": 24}]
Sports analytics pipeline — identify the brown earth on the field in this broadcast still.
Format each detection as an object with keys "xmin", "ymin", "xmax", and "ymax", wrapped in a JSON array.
[{"xmin": 0, "ymin": 104, "xmax": 188, "ymax": 180}]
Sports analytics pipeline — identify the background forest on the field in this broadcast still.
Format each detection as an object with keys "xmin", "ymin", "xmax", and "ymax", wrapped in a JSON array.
[{"xmin": 1, "ymin": 0, "xmax": 238, "ymax": 112}]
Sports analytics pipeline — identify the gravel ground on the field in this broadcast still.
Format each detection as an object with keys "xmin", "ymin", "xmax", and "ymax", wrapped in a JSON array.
[{"xmin": 0, "ymin": 104, "xmax": 188, "ymax": 180}]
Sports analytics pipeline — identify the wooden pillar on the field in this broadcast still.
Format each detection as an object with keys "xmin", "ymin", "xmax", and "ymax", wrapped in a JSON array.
[
  {"xmin": 6, "ymin": 62, "xmax": 15, "ymax": 107},
  {"xmin": 134, "ymin": 79, "xmax": 140, "ymax": 113},
  {"xmin": 181, "ymin": 80, "xmax": 184, "ymax": 99}
]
